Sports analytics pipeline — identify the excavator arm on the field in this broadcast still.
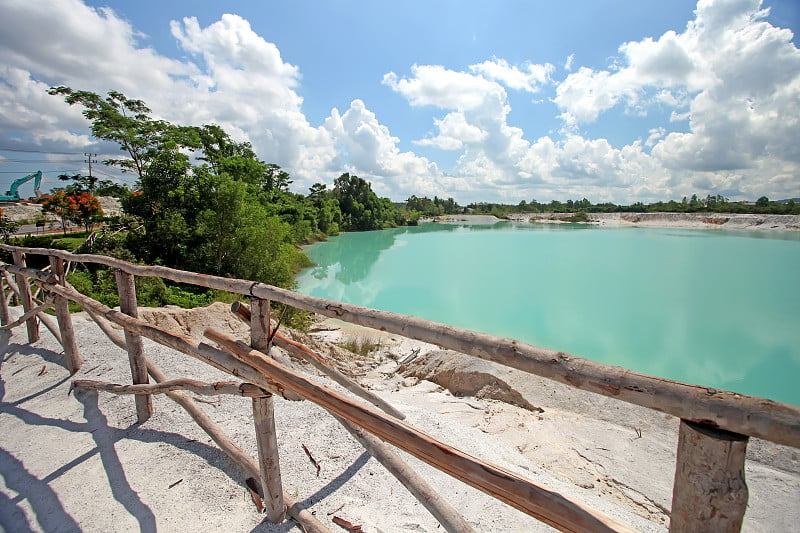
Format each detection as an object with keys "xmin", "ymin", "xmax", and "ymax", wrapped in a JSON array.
[
  {"xmin": 33, "ymin": 171, "xmax": 42, "ymax": 198},
  {"xmin": 1, "ymin": 171, "xmax": 43, "ymax": 202}
]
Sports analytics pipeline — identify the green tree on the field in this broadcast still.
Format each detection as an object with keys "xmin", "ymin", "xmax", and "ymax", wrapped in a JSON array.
[
  {"xmin": 41, "ymin": 191, "xmax": 77, "ymax": 235},
  {"xmin": 194, "ymin": 177, "xmax": 299, "ymax": 284},
  {"xmin": 263, "ymin": 164, "xmax": 293, "ymax": 195},
  {"xmin": 50, "ymin": 87, "xmax": 314, "ymax": 287},
  {"xmin": 438, "ymin": 196, "xmax": 459, "ymax": 214},
  {"xmin": 57, "ymin": 173, "xmax": 129, "ymax": 198},
  {"xmin": 94, "ymin": 181, "xmax": 130, "ymax": 198},
  {"xmin": 68, "ymin": 192, "xmax": 104, "ymax": 232},
  {"xmin": 308, "ymin": 182, "xmax": 328, "ymax": 200},
  {"xmin": 48, "ymin": 86, "xmax": 199, "ymax": 179},
  {"xmin": 50, "ymin": 86, "xmax": 203, "ymax": 266},
  {"xmin": 58, "ymin": 173, "xmax": 98, "ymax": 194},
  {"xmin": 332, "ymin": 173, "xmax": 396, "ymax": 231},
  {"xmin": 308, "ymin": 183, "xmax": 342, "ymax": 235},
  {"xmin": 195, "ymin": 124, "xmax": 284, "ymax": 194},
  {"xmin": 406, "ymin": 195, "xmax": 443, "ymax": 216}
]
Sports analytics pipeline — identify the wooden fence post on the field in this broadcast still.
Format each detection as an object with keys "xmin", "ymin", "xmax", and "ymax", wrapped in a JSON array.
[
  {"xmin": 669, "ymin": 420, "xmax": 749, "ymax": 532},
  {"xmin": 48, "ymin": 256, "xmax": 83, "ymax": 373},
  {"xmin": 11, "ymin": 250, "xmax": 39, "ymax": 342},
  {"xmin": 0, "ymin": 275, "xmax": 10, "ymax": 326},
  {"xmin": 3, "ymin": 271, "xmax": 19, "ymax": 307},
  {"xmin": 115, "ymin": 270, "xmax": 153, "ymax": 423},
  {"xmin": 250, "ymin": 298, "xmax": 285, "ymax": 523}
]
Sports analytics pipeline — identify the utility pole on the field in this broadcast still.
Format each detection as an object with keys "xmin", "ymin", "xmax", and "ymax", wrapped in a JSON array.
[{"xmin": 84, "ymin": 153, "xmax": 98, "ymax": 193}]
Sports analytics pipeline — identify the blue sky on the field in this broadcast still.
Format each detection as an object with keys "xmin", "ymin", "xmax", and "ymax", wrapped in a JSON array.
[{"xmin": 1, "ymin": 0, "xmax": 799, "ymax": 203}]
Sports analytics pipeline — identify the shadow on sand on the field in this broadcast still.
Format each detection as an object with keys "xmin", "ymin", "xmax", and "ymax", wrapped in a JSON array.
[
  {"xmin": 1, "ymin": 333, "xmax": 371, "ymax": 533},
  {"xmin": 0, "ymin": 338, "xmax": 247, "ymax": 532}
]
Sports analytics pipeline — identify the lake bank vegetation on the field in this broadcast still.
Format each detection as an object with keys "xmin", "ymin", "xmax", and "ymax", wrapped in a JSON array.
[{"xmin": 4, "ymin": 87, "xmax": 796, "ymax": 316}]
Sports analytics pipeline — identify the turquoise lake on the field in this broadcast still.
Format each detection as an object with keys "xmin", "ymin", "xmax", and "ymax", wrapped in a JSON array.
[{"xmin": 296, "ymin": 223, "xmax": 800, "ymax": 406}]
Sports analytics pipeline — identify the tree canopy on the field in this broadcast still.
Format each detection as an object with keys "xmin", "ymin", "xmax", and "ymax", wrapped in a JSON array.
[
  {"xmin": 41, "ymin": 191, "xmax": 103, "ymax": 234},
  {"xmin": 49, "ymin": 87, "xmax": 417, "ymax": 288},
  {"xmin": 332, "ymin": 173, "xmax": 397, "ymax": 231}
]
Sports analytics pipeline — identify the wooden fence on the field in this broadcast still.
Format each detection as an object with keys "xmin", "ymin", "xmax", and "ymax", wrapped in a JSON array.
[{"xmin": 1, "ymin": 244, "xmax": 798, "ymax": 532}]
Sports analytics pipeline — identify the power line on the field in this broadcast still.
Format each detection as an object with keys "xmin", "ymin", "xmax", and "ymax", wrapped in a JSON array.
[
  {"xmin": 0, "ymin": 147, "xmax": 84, "ymax": 155},
  {"xmin": 0, "ymin": 170, "xmax": 84, "ymax": 174},
  {"xmin": 94, "ymin": 168, "xmax": 138, "ymax": 183},
  {"xmin": 93, "ymin": 168, "xmax": 122, "ymax": 178},
  {"xmin": 0, "ymin": 164, "xmax": 134, "ymax": 182},
  {"xmin": 0, "ymin": 158, "xmax": 84, "ymax": 163}
]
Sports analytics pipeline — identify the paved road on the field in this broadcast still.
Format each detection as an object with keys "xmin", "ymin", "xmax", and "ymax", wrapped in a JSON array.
[{"xmin": 13, "ymin": 223, "xmax": 81, "ymax": 236}]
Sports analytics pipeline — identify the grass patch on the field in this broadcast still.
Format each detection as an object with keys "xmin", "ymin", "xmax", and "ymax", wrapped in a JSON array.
[
  {"xmin": 340, "ymin": 336, "xmax": 382, "ymax": 357},
  {"xmin": 49, "ymin": 236, "xmax": 89, "ymax": 251}
]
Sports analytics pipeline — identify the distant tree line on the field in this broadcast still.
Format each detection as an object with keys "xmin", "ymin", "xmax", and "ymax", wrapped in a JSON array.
[
  {"xmin": 405, "ymin": 195, "xmax": 460, "ymax": 217},
  {"xmin": 464, "ymin": 194, "xmax": 799, "ymax": 217}
]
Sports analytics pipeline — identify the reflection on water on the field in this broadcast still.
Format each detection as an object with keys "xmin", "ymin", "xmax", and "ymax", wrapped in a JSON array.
[
  {"xmin": 304, "ymin": 224, "xmax": 470, "ymax": 284},
  {"xmin": 297, "ymin": 223, "xmax": 800, "ymax": 405},
  {"xmin": 305, "ymin": 227, "xmax": 405, "ymax": 284}
]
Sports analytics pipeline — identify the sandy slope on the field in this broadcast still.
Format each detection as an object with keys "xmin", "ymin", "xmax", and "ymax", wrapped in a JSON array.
[
  {"xmin": 427, "ymin": 212, "xmax": 800, "ymax": 231},
  {"xmin": 507, "ymin": 212, "xmax": 800, "ymax": 231},
  {"xmin": 0, "ymin": 305, "xmax": 797, "ymax": 532}
]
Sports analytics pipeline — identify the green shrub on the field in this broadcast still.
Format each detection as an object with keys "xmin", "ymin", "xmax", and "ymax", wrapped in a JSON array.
[
  {"xmin": 66, "ymin": 269, "xmax": 120, "ymax": 308},
  {"xmin": 135, "ymin": 276, "xmax": 170, "ymax": 307},
  {"xmin": 564, "ymin": 211, "xmax": 590, "ymax": 223},
  {"xmin": 163, "ymin": 284, "xmax": 220, "ymax": 308},
  {"xmin": 279, "ymin": 305, "xmax": 313, "ymax": 331},
  {"xmin": 66, "ymin": 267, "xmax": 223, "ymax": 310}
]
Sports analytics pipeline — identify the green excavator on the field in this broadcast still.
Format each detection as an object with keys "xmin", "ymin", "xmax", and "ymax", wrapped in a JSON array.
[{"xmin": 0, "ymin": 171, "xmax": 43, "ymax": 202}]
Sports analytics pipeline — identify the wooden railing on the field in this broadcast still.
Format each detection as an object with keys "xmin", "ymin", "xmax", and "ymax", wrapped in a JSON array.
[{"xmin": 1, "ymin": 244, "xmax": 798, "ymax": 533}]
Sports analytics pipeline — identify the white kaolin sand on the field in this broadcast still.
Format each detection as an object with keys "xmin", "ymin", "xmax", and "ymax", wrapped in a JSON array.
[{"xmin": 1, "ymin": 305, "xmax": 797, "ymax": 532}]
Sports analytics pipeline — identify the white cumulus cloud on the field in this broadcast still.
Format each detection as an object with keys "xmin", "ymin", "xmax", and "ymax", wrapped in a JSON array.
[
  {"xmin": 414, "ymin": 113, "xmax": 489, "ymax": 150},
  {"xmin": 551, "ymin": 0, "xmax": 800, "ymax": 198},
  {"xmin": 323, "ymin": 100, "xmax": 442, "ymax": 198},
  {"xmin": 469, "ymin": 58, "xmax": 554, "ymax": 93},
  {"xmin": 383, "ymin": 64, "xmax": 508, "ymax": 113}
]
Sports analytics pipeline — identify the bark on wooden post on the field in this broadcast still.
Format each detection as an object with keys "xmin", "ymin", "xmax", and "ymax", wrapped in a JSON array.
[
  {"xmin": 11, "ymin": 250, "xmax": 39, "ymax": 342},
  {"xmin": 0, "ymin": 275, "xmax": 10, "ymax": 326},
  {"xmin": 5, "ymin": 271, "xmax": 19, "ymax": 307},
  {"xmin": 114, "ymin": 269, "xmax": 153, "ymax": 423},
  {"xmin": 670, "ymin": 420, "xmax": 749, "ymax": 533},
  {"xmin": 250, "ymin": 298, "xmax": 285, "ymax": 523},
  {"xmin": 49, "ymin": 256, "xmax": 83, "ymax": 373}
]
